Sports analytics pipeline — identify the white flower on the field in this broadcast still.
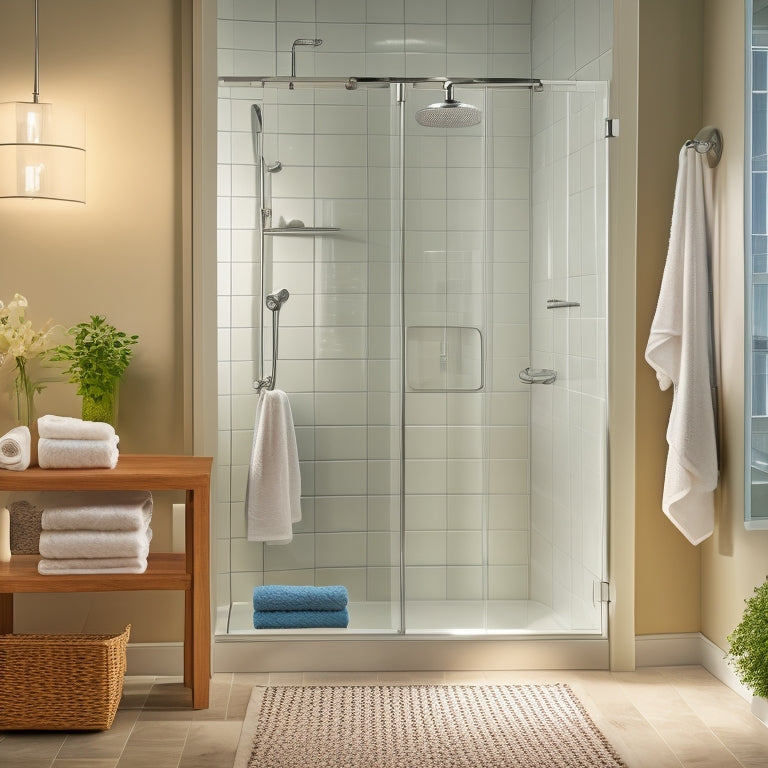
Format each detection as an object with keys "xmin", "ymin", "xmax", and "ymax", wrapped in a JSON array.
[{"xmin": 0, "ymin": 294, "xmax": 59, "ymax": 364}]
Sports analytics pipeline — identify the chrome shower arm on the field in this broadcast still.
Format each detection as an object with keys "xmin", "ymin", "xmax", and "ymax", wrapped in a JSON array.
[{"xmin": 291, "ymin": 38, "xmax": 323, "ymax": 79}]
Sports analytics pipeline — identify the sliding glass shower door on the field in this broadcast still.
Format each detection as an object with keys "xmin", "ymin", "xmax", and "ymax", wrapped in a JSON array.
[{"xmin": 218, "ymin": 79, "xmax": 608, "ymax": 637}]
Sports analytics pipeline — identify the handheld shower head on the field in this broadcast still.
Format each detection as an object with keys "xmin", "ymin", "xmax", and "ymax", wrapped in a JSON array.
[
  {"xmin": 293, "ymin": 38, "xmax": 323, "ymax": 47},
  {"xmin": 415, "ymin": 81, "xmax": 482, "ymax": 128},
  {"xmin": 266, "ymin": 289, "xmax": 290, "ymax": 312},
  {"xmin": 251, "ymin": 104, "xmax": 263, "ymax": 161},
  {"xmin": 251, "ymin": 104, "xmax": 263, "ymax": 134}
]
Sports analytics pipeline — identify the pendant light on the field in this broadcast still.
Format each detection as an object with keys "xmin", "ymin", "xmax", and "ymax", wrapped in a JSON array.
[{"xmin": 0, "ymin": 0, "xmax": 85, "ymax": 202}]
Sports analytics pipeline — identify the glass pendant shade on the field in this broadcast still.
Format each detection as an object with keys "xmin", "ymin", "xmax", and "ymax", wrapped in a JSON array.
[{"xmin": 0, "ymin": 101, "xmax": 85, "ymax": 202}]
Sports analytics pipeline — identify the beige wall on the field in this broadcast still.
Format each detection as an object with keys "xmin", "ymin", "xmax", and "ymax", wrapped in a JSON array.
[
  {"xmin": 700, "ymin": 0, "xmax": 768, "ymax": 653},
  {"xmin": 634, "ymin": 0, "xmax": 704, "ymax": 635},
  {"xmin": 0, "ymin": 0, "xmax": 191, "ymax": 642},
  {"xmin": 0, "ymin": 0, "xmax": 759, "ymax": 657},
  {"xmin": 633, "ymin": 0, "xmax": 768, "ymax": 652}
]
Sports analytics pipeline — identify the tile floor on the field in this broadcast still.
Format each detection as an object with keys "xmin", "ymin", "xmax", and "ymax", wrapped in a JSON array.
[{"xmin": 1, "ymin": 666, "xmax": 767, "ymax": 767}]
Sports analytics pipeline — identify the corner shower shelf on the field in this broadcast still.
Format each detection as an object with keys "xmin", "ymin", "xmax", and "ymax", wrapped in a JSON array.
[{"xmin": 264, "ymin": 227, "xmax": 340, "ymax": 235}]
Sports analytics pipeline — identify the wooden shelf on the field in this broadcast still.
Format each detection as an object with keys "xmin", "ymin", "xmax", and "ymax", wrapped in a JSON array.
[
  {"xmin": 0, "ymin": 553, "xmax": 190, "ymax": 592},
  {"xmin": 0, "ymin": 454, "xmax": 212, "ymax": 709}
]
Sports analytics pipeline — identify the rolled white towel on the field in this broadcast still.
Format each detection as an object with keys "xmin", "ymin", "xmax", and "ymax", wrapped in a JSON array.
[
  {"xmin": 38, "ymin": 435, "xmax": 119, "ymax": 469},
  {"xmin": 41, "ymin": 490, "xmax": 152, "ymax": 532},
  {"xmin": 38, "ymin": 414, "xmax": 116, "ymax": 441},
  {"xmin": 0, "ymin": 426, "xmax": 31, "ymax": 472},
  {"xmin": 39, "ymin": 526, "xmax": 152, "ymax": 559},
  {"xmin": 37, "ymin": 556, "xmax": 148, "ymax": 575}
]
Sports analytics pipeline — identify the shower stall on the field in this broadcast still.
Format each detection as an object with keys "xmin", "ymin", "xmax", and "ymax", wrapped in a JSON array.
[{"xmin": 216, "ymin": 74, "xmax": 609, "ymax": 640}]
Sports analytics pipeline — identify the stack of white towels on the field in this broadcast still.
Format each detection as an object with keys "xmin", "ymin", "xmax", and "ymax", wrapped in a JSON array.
[
  {"xmin": 37, "ymin": 490, "xmax": 153, "ymax": 575},
  {"xmin": 37, "ymin": 415, "xmax": 120, "ymax": 469}
]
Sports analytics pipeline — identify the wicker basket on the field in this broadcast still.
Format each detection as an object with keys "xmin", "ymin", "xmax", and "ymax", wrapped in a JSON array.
[{"xmin": 0, "ymin": 624, "xmax": 130, "ymax": 730}]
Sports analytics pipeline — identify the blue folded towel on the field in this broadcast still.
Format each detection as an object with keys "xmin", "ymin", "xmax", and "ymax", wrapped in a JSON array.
[
  {"xmin": 253, "ymin": 608, "xmax": 349, "ymax": 629},
  {"xmin": 253, "ymin": 584, "xmax": 349, "ymax": 612}
]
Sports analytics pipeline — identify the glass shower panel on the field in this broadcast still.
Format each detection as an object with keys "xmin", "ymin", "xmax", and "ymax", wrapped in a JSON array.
[
  {"xmin": 226, "ymin": 83, "xmax": 403, "ymax": 633},
  {"xmin": 402, "ymin": 85, "xmax": 492, "ymax": 633},
  {"xmin": 529, "ymin": 82, "xmax": 609, "ymax": 634}
]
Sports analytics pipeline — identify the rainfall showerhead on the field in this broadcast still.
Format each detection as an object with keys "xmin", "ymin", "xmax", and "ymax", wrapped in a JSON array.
[{"xmin": 415, "ymin": 82, "xmax": 482, "ymax": 128}]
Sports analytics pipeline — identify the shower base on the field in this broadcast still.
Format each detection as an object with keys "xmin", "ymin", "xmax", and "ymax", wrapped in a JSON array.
[{"xmin": 223, "ymin": 599, "xmax": 599, "ymax": 636}]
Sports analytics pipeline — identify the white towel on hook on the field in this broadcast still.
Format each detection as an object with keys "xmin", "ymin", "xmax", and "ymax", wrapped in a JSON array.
[
  {"xmin": 245, "ymin": 388, "xmax": 301, "ymax": 543},
  {"xmin": 645, "ymin": 144, "xmax": 718, "ymax": 545}
]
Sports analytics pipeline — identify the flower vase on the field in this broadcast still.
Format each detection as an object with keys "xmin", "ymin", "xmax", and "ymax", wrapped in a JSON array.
[
  {"xmin": 81, "ymin": 380, "xmax": 119, "ymax": 428},
  {"xmin": 13, "ymin": 359, "xmax": 38, "ymax": 466}
]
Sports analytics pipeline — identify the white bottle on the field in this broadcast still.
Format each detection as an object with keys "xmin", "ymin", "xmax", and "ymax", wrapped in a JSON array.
[{"xmin": 0, "ymin": 507, "xmax": 11, "ymax": 562}]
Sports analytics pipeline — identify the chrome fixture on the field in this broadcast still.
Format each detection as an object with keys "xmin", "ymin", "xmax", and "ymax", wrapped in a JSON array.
[
  {"xmin": 685, "ymin": 125, "xmax": 723, "ymax": 168},
  {"xmin": 290, "ymin": 38, "xmax": 323, "ymax": 87},
  {"xmin": 221, "ymin": 75, "xmax": 543, "ymax": 90},
  {"xmin": 0, "ymin": 0, "xmax": 85, "ymax": 202},
  {"xmin": 415, "ymin": 81, "xmax": 481, "ymax": 128},
  {"xmin": 265, "ymin": 288, "xmax": 289, "ymax": 312},
  {"xmin": 255, "ymin": 289, "xmax": 290, "ymax": 392},
  {"xmin": 250, "ymin": 103, "xmax": 263, "ymax": 160},
  {"xmin": 519, "ymin": 367, "xmax": 557, "ymax": 385},
  {"xmin": 546, "ymin": 298, "xmax": 581, "ymax": 309}
]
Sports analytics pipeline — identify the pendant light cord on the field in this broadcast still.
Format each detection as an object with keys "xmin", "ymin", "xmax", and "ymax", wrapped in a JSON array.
[{"xmin": 33, "ymin": 0, "xmax": 39, "ymax": 103}]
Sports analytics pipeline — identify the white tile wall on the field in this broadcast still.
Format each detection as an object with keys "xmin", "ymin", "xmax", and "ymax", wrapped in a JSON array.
[{"xmin": 216, "ymin": 0, "xmax": 609, "ymax": 632}]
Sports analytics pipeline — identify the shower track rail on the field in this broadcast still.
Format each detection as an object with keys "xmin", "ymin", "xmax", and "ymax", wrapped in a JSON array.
[{"xmin": 219, "ymin": 75, "xmax": 543, "ymax": 90}]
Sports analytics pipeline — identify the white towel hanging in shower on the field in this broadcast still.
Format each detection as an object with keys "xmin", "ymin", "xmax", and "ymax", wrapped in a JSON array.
[
  {"xmin": 245, "ymin": 388, "xmax": 302, "ymax": 543},
  {"xmin": 645, "ymin": 144, "xmax": 718, "ymax": 545}
]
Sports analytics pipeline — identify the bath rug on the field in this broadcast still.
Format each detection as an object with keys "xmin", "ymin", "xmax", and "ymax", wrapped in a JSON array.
[{"xmin": 234, "ymin": 683, "xmax": 627, "ymax": 768}]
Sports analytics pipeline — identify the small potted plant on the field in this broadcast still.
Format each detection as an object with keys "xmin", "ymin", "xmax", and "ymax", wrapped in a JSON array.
[
  {"xmin": 727, "ymin": 576, "xmax": 768, "ymax": 724},
  {"xmin": 51, "ymin": 315, "xmax": 138, "ymax": 428}
]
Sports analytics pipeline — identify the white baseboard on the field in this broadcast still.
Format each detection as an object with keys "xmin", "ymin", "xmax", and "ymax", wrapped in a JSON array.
[
  {"xmin": 635, "ymin": 632, "xmax": 752, "ymax": 702},
  {"xmin": 634, "ymin": 632, "xmax": 704, "ymax": 667},
  {"xmin": 124, "ymin": 633, "xmax": 752, "ymax": 704}
]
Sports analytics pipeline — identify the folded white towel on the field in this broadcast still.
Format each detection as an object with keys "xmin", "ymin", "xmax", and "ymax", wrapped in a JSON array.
[
  {"xmin": 38, "ymin": 435, "xmax": 119, "ymax": 469},
  {"xmin": 40, "ymin": 490, "xmax": 152, "ymax": 532},
  {"xmin": 645, "ymin": 144, "xmax": 718, "ymax": 545},
  {"xmin": 37, "ymin": 556, "xmax": 147, "ymax": 575},
  {"xmin": 245, "ymin": 389, "xmax": 302, "ymax": 543},
  {"xmin": 38, "ymin": 414, "xmax": 116, "ymax": 441},
  {"xmin": 39, "ymin": 526, "xmax": 152, "ymax": 559},
  {"xmin": 0, "ymin": 426, "xmax": 31, "ymax": 472}
]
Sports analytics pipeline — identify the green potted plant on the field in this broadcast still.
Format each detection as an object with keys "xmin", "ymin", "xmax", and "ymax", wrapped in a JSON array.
[
  {"xmin": 51, "ymin": 315, "xmax": 138, "ymax": 428},
  {"xmin": 727, "ymin": 576, "xmax": 768, "ymax": 723}
]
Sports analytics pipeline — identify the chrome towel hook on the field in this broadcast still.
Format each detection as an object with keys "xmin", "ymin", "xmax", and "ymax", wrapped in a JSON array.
[{"xmin": 685, "ymin": 126, "xmax": 723, "ymax": 168}]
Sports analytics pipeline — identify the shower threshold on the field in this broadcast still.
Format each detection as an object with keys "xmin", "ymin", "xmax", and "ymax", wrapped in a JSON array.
[{"xmin": 223, "ymin": 599, "xmax": 600, "ymax": 636}]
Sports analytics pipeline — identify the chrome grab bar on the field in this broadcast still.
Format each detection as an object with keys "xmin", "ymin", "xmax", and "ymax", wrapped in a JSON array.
[{"xmin": 519, "ymin": 367, "xmax": 557, "ymax": 385}]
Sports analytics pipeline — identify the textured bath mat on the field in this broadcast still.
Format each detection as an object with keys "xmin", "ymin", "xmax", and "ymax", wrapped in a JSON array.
[{"xmin": 237, "ymin": 683, "xmax": 626, "ymax": 768}]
